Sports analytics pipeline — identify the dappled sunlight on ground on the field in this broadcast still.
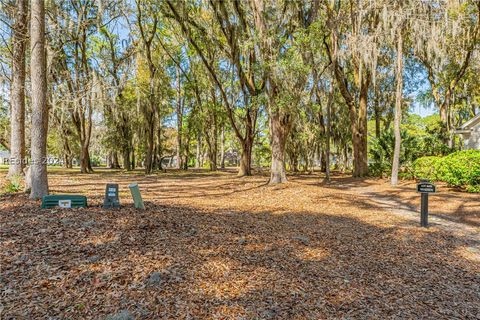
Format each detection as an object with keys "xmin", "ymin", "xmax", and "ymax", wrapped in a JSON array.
[{"xmin": 0, "ymin": 168, "xmax": 479, "ymax": 318}]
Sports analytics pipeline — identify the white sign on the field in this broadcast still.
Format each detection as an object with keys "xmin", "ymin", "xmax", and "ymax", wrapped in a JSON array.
[{"xmin": 58, "ymin": 199, "xmax": 72, "ymax": 208}]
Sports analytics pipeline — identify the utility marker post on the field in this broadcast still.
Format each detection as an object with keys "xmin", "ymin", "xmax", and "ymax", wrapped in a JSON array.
[
  {"xmin": 129, "ymin": 183, "xmax": 145, "ymax": 209},
  {"xmin": 103, "ymin": 183, "xmax": 120, "ymax": 208},
  {"xmin": 416, "ymin": 180, "xmax": 436, "ymax": 227}
]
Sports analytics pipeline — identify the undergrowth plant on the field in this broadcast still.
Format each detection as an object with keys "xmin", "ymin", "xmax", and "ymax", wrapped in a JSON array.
[{"xmin": 2, "ymin": 174, "xmax": 24, "ymax": 194}]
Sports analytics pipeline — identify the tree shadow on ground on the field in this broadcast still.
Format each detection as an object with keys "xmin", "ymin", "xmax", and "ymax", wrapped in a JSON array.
[
  {"xmin": 317, "ymin": 176, "xmax": 479, "ymax": 228},
  {"xmin": 359, "ymin": 188, "xmax": 480, "ymax": 228},
  {"xmin": 1, "ymin": 199, "xmax": 479, "ymax": 319}
]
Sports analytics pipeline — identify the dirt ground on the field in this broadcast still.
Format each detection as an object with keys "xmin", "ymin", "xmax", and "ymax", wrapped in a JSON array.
[{"xmin": 1, "ymin": 168, "xmax": 479, "ymax": 319}]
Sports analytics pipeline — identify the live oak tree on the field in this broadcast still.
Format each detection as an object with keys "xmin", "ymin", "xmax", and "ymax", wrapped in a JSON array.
[
  {"xmin": 413, "ymin": 1, "xmax": 480, "ymax": 144},
  {"xmin": 95, "ymin": 17, "xmax": 136, "ymax": 171},
  {"xmin": 47, "ymin": 0, "xmax": 100, "ymax": 173},
  {"xmin": 165, "ymin": 0, "xmax": 261, "ymax": 177},
  {"xmin": 247, "ymin": 1, "xmax": 319, "ymax": 183},
  {"xmin": 2, "ymin": 0, "xmax": 479, "ymax": 184},
  {"xmin": 323, "ymin": 0, "xmax": 383, "ymax": 178},
  {"xmin": 134, "ymin": 0, "xmax": 160, "ymax": 174}
]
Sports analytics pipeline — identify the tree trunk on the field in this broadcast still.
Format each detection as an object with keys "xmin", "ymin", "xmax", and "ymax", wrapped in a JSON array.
[
  {"xmin": 237, "ymin": 115, "xmax": 255, "ymax": 176},
  {"xmin": 183, "ymin": 135, "xmax": 190, "ymax": 170},
  {"xmin": 213, "ymin": 113, "xmax": 218, "ymax": 170},
  {"xmin": 63, "ymin": 154, "xmax": 69, "ymax": 168},
  {"xmin": 209, "ymin": 153, "xmax": 217, "ymax": 171},
  {"xmin": 288, "ymin": 150, "xmax": 298, "ymax": 173},
  {"xmin": 112, "ymin": 151, "xmax": 120, "ymax": 169},
  {"xmin": 80, "ymin": 146, "xmax": 89, "ymax": 173},
  {"xmin": 88, "ymin": 156, "xmax": 94, "ymax": 172},
  {"xmin": 238, "ymin": 140, "xmax": 253, "ymax": 176},
  {"xmin": 74, "ymin": 110, "xmax": 93, "ymax": 173},
  {"xmin": 144, "ymin": 117, "xmax": 155, "ymax": 173},
  {"xmin": 29, "ymin": 0, "xmax": 49, "ymax": 199},
  {"xmin": 330, "ymin": 30, "xmax": 369, "ymax": 178},
  {"xmin": 269, "ymin": 111, "xmax": 291, "ymax": 184},
  {"xmin": 195, "ymin": 133, "xmax": 202, "ymax": 168},
  {"xmin": 62, "ymin": 138, "xmax": 72, "ymax": 168},
  {"xmin": 65, "ymin": 155, "xmax": 72, "ymax": 168},
  {"xmin": 447, "ymin": 105, "xmax": 455, "ymax": 149},
  {"xmin": 131, "ymin": 148, "xmax": 135, "ymax": 170},
  {"xmin": 302, "ymin": 154, "xmax": 309, "ymax": 172},
  {"xmin": 342, "ymin": 145, "xmax": 349, "ymax": 173},
  {"xmin": 176, "ymin": 133, "xmax": 182, "ymax": 169},
  {"xmin": 352, "ymin": 74, "xmax": 369, "ymax": 177},
  {"xmin": 220, "ymin": 125, "xmax": 225, "ymax": 169},
  {"xmin": 176, "ymin": 66, "xmax": 183, "ymax": 169},
  {"xmin": 325, "ymin": 80, "xmax": 334, "ymax": 182},
  {"xmin": 391, "ymin": 29, "xmax": 403, "ymax": 186},
  {"xmin": 374, "ymin": 105, "xmax": 381, "ymax": 138},
  {"xmin": 205, "ymin": 135, "xmax": 217, "ymax": 171},
  {"xmin": 71, "ymin": 93, "xmax": 93, "ymax": 173},
  {"xmin": 314, "ymin": 145, "xmax": 320, "ymax": 170},
  {"xmin": 107, "ymin": 152, "xmax": 112, "ymax": 168},
  {"xmin": 8, "ymin": 0, "xmax": 28, "ymax": 178},
  {"xmin": 136, "ymin": 7, "xmax": 158, "ymax": 174},
  {"xmin": 309, "ymin": 148, "xmax": 315, "ymax": 174},
  {"xmin": 123, "ymin": 149, "xmax": 131, "ymax": 171},
  {"xmin": 157, "ymin": 126, "xmax": 163, "ymax": 171},
  {"xmin": 320, "ymin": 151, "xmax": 327, "ymax": 172},
  {"xmin": 79, "ymin": 148, "xmax": 89, "ymax": 173}
]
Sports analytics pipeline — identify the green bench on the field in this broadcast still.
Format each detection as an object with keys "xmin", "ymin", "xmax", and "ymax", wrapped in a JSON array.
[{"xmin": 41, "ymin": 195, "xmax": 88, "ymax": 209}]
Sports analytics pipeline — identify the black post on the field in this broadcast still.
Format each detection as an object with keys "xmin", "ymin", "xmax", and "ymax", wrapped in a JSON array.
[{"xmin": 420, "ymin": 193, "xmax": 428, "ymax": 227}]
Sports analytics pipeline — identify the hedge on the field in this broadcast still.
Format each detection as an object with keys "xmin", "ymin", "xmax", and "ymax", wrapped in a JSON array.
[{"xmin": 413, "ymin": 150, "xmax": 480, "ymax": 192}]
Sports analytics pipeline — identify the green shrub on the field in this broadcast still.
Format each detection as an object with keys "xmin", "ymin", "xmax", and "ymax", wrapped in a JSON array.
[
  {"xmin": 440, "ymin": 150, "xmax": 480, "ymax": 190},
  {"xmin": 412, "ymin": 156, "xmax": 443, "ymax": 181},
  {"xmin": 466, "ymin": 185, "xmax": 480, "ymax": 193},
  {"xmin": 413, "ymin": 150, "xmax": 480, "ymax": 192},
  {"xmin": 368, "ymin": 162, "xmax": 391, "ymax": 178},
  {"xmin": 3, "ymin": 174, "xmax": 24, "ymax": 193}
]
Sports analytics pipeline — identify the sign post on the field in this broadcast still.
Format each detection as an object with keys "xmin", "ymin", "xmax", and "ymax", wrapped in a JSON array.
[
  {"xmin": 416, "ymin": 180, "xmax": 436, "ymax": 227},
  {"xmin": 103, "ymin": 183, "xmax": 120, "ymax": 208}
]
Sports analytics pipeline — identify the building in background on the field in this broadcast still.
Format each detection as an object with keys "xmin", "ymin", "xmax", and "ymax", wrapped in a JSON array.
[{"xmin": 455, "ymin": 114, "xmax": 480, "ymax": 150}]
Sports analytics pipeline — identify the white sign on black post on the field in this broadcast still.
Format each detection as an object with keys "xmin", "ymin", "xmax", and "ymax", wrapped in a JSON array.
[{"xmin": 416, "ymin": 180, "xmax": 436, "ymax": 227}]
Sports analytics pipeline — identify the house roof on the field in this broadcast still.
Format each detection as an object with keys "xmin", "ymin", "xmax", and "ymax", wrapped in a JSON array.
[{"xmin": 460, "ymin": 113, "xmax": 480, "ymax": 130}]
